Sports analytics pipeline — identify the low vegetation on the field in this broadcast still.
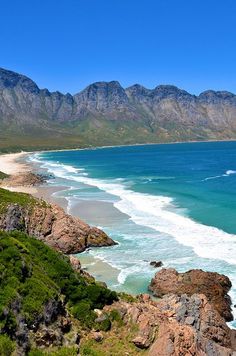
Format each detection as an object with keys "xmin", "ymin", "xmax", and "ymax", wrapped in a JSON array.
[
  {"xmin": 80, "ymin": 322, "xmax": 146, "ymax": 356},
  {"xmin": 0, "ymin": 187, "xmax": 49, "ymax": 214},
  {"xmin": 0, "ymin": 171, "xmax": 9, "ymax": 180},
  {"xmin": 0, "ymin": 187, "xmax": 37, "ymax": 215},
  {"xmin": 0, "ymin": 230, "xmax": 118, "ymax": 354}
]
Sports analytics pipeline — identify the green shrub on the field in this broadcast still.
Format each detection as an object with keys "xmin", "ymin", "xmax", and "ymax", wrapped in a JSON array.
[
  {"xmin": 110, "ymin": 309, "xmax": 124, "ymax": 327},
  {"xmin": 0, "ymin": 172, "xmax": 9, "ymax": 180},
  {"xmin": 28, "ymin": 350, "xmax": 44, "ymax": 356},
  {"xmin": 0, "ymin": 334, "xmax": 15, "ymax": 356},
  {"xmin": 29, "ymin": 347, "xmax": 78, "ymax": 356},
  {"xmin": 72, "ymin": 301, "xmax": 96, "ymax": 328},
  {"xmin": 95, "ymin": 317, "xmax": 111, "ymax": 332}
]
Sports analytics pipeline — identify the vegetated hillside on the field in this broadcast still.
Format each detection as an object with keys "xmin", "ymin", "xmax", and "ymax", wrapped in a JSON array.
[
  {"xmin": 0, "ymin": 67, "xmax": 236, "ymax": 151},
  {"xmin": 0, "ymin": 230, "xmax": 117, "ymax": 355}
]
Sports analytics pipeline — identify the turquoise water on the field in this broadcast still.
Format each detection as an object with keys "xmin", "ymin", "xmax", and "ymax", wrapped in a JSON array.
[{"xmin": 30, "ymin": 141, "xmax": 236, "ymax": 326}]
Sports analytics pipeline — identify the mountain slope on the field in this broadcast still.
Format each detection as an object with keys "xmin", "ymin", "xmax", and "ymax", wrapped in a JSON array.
[{"xmin": 0, "ymin": 67, "xmax": 236, "ymax": 151}]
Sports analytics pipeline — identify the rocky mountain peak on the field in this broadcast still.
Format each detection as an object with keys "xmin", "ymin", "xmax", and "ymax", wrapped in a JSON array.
[
  {"xmin": 125, "ymin": 84, "xmax": 151, "ymax": 96},
  {"xmin": 199, "ymin": 90, "xmax": 236, "ymax": 103},
  {"xmin": 0, "ymin": 67, "xmax": 40, "ymax": 94},
  {"xmin": 153, "ymin": 84, "xmax": 192, "ymax": 98},
  {"xmin": 74, "ymin": 80, "xmax": 129, "ymax": 112}
]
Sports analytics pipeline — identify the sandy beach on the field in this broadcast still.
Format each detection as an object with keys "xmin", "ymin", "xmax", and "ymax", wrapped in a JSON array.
[
  {"xmin": 0, "ymin": 152, "xmax": 36, "ymax": 193},
  {"xmin": 0, "ymin": 152, "xmax": 40, "ymax": 194},
  {"xmin": 0, "ymin": 152, "xmax": 30, "ymax": 174}
]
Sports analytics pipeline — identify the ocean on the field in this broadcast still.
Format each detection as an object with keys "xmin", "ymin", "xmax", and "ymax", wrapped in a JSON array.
[{"xmin": 29, "ymin": 141, "xmax": 236, "ymax": 327}]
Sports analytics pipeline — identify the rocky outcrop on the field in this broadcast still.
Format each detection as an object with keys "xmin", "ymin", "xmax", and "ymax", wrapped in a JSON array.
[
  {"xmin": 103, "ymin": 293, "xmax": 236, "ymax": 355},
  {"xmin": 4, "ymin": 296, "xmax": 70, "ymax": 355},
  {"xmin": 1, "ymin": 67, "xmax": 236, "ymax": 149},
  {"xmin": 1, "ymin": 172, "xmax": 46, "ymax": 187},
  {"xmin": 149, "ymin": 268, "xmax": 233, "ymax": 321},
  {"xmin": 150, "ymin": 260, "xmax": 163, "ymax": 268},
  {"xmin": 0, "ymin": 202, "xmax": 116, "ymax": 254}
]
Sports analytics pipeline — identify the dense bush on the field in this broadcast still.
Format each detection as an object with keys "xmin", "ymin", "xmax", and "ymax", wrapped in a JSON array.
[
  {"xmin": 0, "ymin": 230, "xmax": 118, "ymax": 349},
  {"xmin": 0, "ymin": 334, "xmax": 15, "ymax": 356},
  {"xmin": 0, "ymin": 171, "xmax": 9, "ymax": 180}
]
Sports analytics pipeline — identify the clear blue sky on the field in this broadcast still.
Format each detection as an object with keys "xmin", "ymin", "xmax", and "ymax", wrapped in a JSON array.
[{"xmin": 1, "ymin": 0, "xmax": 236, "ymax": 94}]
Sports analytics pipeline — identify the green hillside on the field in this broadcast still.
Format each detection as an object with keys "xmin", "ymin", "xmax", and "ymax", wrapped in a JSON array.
[{"xmin": 0, "ymin": 230, "xmax": 117, "ymax": 354}]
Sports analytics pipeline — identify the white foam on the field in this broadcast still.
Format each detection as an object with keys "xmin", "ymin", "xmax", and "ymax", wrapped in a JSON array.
[
  {"xmin": 117, "ymin": 265, "xmax": 145, "ymax": 284},
  {"xmin": 115, "ymin": 192, "xmax": 236, "ymax": 265},
  {"xmin": 203, "ymin": 175, "xmax": 222, "ymax": 181},
  {"xmin": 226, "ymin": 170, "xmax": 236, "ymax": 175},
  {"xmin": 202, "ymin": 169, "xmax": 236, "ymax": 181}
]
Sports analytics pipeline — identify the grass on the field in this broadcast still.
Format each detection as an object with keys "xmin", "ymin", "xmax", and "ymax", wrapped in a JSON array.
[
  {"xmin": 0, "ymin": 187, "xmax": 37, "ymax": 213},
  {"xmin": 29, "ymin": 347, "xmax": 78, "ymax": 356},
  {"xmin": 0, "ymin": 334, "xmax": 16, "ymax": 356},
  {"xmin": 0, "ymin": 117, "xmax": 228, "ymax": 153},
  {"xmin": 80, "ymin": 321, "xmax": 147, "ymax": 356}
]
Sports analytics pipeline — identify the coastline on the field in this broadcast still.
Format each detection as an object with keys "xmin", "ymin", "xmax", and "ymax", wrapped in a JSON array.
[
  {"xmin": 1, "ymin": 146, "xmax": 236, "ymax": 324},
  {"xmin": 1, "ymin": 138, "xmax": 236, "ymax": 157}
]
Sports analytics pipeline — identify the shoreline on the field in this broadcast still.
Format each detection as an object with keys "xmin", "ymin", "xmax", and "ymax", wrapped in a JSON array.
[
  {"xmin": 0, "ymin": 152, "xmax": 30, "ymax": 175},
  {"xmin": 1, "ymin": 138, "xmax": 236, "ymax": 157}
]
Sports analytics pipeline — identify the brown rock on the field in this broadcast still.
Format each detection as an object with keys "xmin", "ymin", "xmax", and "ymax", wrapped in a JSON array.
[
  {"xmin": 69, "ymin": 255, "xmax": 81, "ymax": 271},
  {"xmin": 0, "ymin": 201, "xmax": 116, "ymax": 254},
  {"xmin": 60, "ymin": 317, "xmax": 71, "ymax": 333},
  {"xmin": 104, "ymin": 292, "xmax": 236, "ymax": 355},
  {"xmin": 34, "ymin": 327, "xmax": 63, "ymax": 347},
  {"xmin": 91, "ymin": 331, "xmax": 103, "ymax": 342},
  {"xmin": 2, "ymin": 172, "xmax": 46, "ymax": 187},
  {"xmin": 149, "ymin": 268, "xmax": 233, "ymax": 321}
]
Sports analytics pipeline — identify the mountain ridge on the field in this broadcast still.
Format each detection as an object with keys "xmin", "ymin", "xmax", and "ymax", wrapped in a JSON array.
[
  {"xmin": 0, "ymin": 67, "xmax": 236, "ymax": 151},
  {"xmin": 2, "ymin": 67, "xmax": 235, "ymax": 97}
]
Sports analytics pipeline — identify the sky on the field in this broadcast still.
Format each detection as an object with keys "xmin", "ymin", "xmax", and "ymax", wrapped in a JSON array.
[{"xmin": 1, "ymin": 0, "xmax": 236, "ymax": 95}]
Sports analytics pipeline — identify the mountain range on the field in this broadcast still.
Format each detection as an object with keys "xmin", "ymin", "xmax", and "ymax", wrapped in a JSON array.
[{"xmin": 0, "ymin": 67, "xmax": 236, "ymax": 151}]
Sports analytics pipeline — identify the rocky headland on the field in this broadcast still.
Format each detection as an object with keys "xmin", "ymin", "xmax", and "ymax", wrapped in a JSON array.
[
  {"xmin": 0, "ymin": 168, "xmax": 117, "ymax": 255},
  {"xmin": 0, "ymin": 188, "xmax": 116, "ymax": 254}
]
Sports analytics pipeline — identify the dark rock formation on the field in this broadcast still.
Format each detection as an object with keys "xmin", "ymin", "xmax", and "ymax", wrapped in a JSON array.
[
  {"xmin": 148, "ymin": 268, "xmax": 233, "ymax": 321},
  {"xmin": 1, "ymin": 67, "xmax": 236, "ymax": 149},
  {"xmin": 0, "ymin": 202, "xmax": 116, "ymax": 254},
  {"xmin": 150, "ymin": 260, "xmax": 163, "ymax": 268}
]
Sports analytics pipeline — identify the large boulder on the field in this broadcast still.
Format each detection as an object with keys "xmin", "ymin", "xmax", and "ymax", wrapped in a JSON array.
[{"xmin": 149, "ymin": 268, "xmax": 233, "ymax": 321}]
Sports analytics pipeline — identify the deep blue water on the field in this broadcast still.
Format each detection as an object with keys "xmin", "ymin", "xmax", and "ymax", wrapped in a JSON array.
[{"xmin": 30, "ymin": 141, "xmax": 236, "ymax": 326}]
